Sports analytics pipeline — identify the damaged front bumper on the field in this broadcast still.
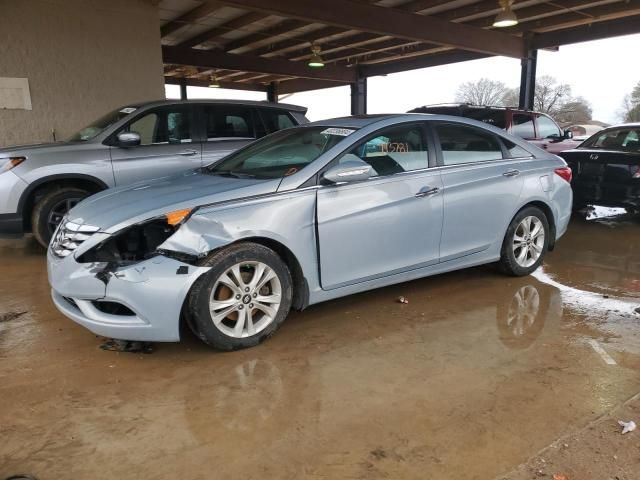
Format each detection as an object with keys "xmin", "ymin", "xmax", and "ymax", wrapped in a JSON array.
[{"xmin": 47, "ymin": 249, "xmax": 210, "ymax": 342}]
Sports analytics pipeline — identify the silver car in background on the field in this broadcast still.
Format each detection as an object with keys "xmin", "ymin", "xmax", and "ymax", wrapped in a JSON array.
[
  {"xmin": 47, "ymin": 114, "xmax": 573, "ymax": 350},
  {"xmin": 0, "ymin": 99, "xmax": 308, "ymax": 246}
]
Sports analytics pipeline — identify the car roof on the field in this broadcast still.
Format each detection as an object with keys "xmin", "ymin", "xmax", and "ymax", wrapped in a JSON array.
[
  {"xmin": 409, "ymin": 103, "xmax": 536, "ymax": 115},
  {"xmin": 306, "ymin": 114, "xmax": 424, "ymax": 129},
  {"xmin": 125, "ymin": 98, "xmax": 308, "ymax": 114},
  {"xmin": 606, "ymin": 122, "xmax": 640, "ymax": 129}
]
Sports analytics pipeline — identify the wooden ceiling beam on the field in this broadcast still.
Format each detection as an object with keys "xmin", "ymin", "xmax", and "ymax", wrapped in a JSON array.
[
  {"xmin": 533, "ymin": 14, "xmax": 640, "ymax": 48},
  {"xmin": 460, "ymin": 0, "xmax": 631, "ymax": 29},
  {"xmin": 504, "ymin": 1, "xmax": 640, "ymax": 33},
  {"xmin": 361, "ymin": 49, "xmax": 490, "ymax": 77},
  {"xmin": 177, "ymin": 11, "xmax": 270, "ymax": 48},
  {"xmin": 222, "ymin": 18, "xmax": 308, "ymax": 53},
  {"xmin": 252, "ymin": 26, "xmax": 351, "ymax": 57},
  {"xmin": 214, "ymin": 0, "xmax": 524, "ymax": 57},
  {"xmin": 278, "ymin": 78, "xmax": 350, "ymax": 94},
  {"xmin": 161, "ymin": 2, "xmax": 223, "ymax": 37},
  {"xmin": 162, "ymin": 45, "xmax": 357, "ymax": 82},
  {"xmin": 164, "ymin": 75, "xmax": 268, "ymax": 92}
]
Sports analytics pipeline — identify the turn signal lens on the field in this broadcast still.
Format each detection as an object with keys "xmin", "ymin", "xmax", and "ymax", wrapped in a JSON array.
[
  {"xmin": 0, "ymin": 156, "xmax": 26, "ymax": 173},
  {"xmin": 165, "ymin": 208, "xmax": 192, "ymax": 226},
  {"xmin": 554, "ymin": 166, "xmax": 572, "ymax": 183}
]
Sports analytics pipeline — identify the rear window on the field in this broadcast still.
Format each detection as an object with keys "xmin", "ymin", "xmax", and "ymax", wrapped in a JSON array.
[
  {"xmin": 257, "ymin": 109, "xmax": 296, "ymax": 137},
  {"xmin": 468, "ymin": 110, "xmax": 507, "ymax": 129},
  {"xmin": 435, "ymin": 123, "xmax": 504, "ymax": 165},
  {"xmin": 582, "ymin": 128, "xmax": 640, "ymax": 152}
]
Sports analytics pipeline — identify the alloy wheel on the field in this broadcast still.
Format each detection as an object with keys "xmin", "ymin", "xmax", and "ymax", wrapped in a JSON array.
[
  {"xmin": 208, "ymin": 261, "xmax": 282, "ymax": 338},
  {"xmin": 47, "ymin": 197, "xmax": 82, "ymax": 235},
  {"xmin": 512, "ymin": 216, "xmax": 545, "ymax": 268}
]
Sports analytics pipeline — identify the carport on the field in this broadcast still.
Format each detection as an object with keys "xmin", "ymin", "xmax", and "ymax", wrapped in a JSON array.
[
  {"xmin": 4, "ymin": 3, "xmax": 640, "ymax": 480},
  {"xmin": 159, "ymin": 0, "xmax": 640, "ymax": 113},
  {"xmin": 3, "ymin": 1, "xmax": 640, "ymax": 146}
]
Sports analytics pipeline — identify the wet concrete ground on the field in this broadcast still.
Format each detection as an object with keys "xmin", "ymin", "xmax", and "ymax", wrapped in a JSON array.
[{"xmin": 1, "ymin": 208, "xmax": 639, "ymax": 479}]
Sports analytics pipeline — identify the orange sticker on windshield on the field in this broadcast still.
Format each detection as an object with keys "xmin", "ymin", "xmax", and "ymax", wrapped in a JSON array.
[{"xmin": 284, "ymin": 167, "xmax": 298, "ymax": 176}]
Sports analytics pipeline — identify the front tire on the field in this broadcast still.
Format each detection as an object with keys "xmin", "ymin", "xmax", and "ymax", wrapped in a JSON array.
[
  {"xmin": 188, "ymin": 243, "xmax": 293, "ymax": 351},
  {"xmin": 499, "ymin": 206, "xmax": 550, "ymax": 276},
  {"xmin": 31, "ymin": 187, "xmax": 89, "ymax": 247}
]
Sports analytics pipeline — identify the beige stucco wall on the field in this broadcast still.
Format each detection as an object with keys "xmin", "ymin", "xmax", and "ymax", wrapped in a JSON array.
[{"xmin": 0, "ymin": 0, "xmax": 164, "ymax": 147}]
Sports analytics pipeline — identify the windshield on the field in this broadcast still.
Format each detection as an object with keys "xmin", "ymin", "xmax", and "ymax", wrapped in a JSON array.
[
  {"xmin": 207, "ymin": 126, "xmax": 356, "ymax": 179},
  {"xmin": 581, "ymin": 128, "xmax": 640, "ymax": 152},
  {"xmin": 67, "ymin": 106, "xmax": 139, "ymax": 142}
]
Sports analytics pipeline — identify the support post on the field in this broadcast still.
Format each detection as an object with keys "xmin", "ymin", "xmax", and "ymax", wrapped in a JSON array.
[
  {"xmin": 267, "ymin": 82, "xmax": 279, "ymax": 103},
  {"xmin": 179, "ymin": 79, "xmax": 188, "ymax": 100},
  {"xmin": 350, "ymin": 74, "xmax": 367, "ymax": 115},
  {"xmin": 518, "ymin": 48, "xmax": 537, "ymax": 111}
]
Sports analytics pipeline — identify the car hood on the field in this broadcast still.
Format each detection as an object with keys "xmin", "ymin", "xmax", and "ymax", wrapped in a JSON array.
[
  {"xmin": 0, "ymin": 141, "xmax": 78, "ymax": 156},
  {"xmin": 67, "ymin": 170, "xmax": 280, "ymax": 234}
]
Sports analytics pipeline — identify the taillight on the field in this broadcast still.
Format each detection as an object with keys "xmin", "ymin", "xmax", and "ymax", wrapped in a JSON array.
[
  {"xmin": 554, "ymin": 166, "xmax": 572, "ymax": 183},
  {"xmin": 632, "ymin": 165, "xmax": 640, "ymax": 179}
]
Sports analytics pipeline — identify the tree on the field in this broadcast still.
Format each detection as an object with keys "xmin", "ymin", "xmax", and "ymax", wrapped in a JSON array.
[
  {"xmin": 626, "ymin": 104, "xmax": 640, "ymax": 122},
  {"xmin": 554, "ymin": 97, "xmax": 592, "ymax": 125},
  {"xmin": 621, "ymin": 82, "xmax": 640, "ymax": 122},
  {"xmin": 502, "ymin": 87, "xmax": 519, "ymax": 107},
  {"xmin": 533, "ymin": 75, "xmax": 571, "ymax": 116},
  {"xmin": 454, "ymin": 78, "xmax": 509, "ymax": 106}
]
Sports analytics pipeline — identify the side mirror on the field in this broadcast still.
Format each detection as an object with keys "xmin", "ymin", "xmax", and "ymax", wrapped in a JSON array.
[
  {"xmin": 564, "ymin": 129, "xmax": 574, "ymax": 140},
  {"xmin": 117, "ymin": 131, "xmax": 141, "ymax": 147},
  {"xmin": 323, "ymin": 157, "xmax": 372, "ymax": 184}
]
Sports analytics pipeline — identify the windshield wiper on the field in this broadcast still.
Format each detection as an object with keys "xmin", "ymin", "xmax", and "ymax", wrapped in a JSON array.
[{"xmin": 210, "ymin": 170, "xmax": 257, "ymax": 179}]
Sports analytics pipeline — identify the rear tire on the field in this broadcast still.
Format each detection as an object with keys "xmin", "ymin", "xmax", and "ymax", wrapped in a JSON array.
[
  {"xmin": 31, "ymin": 187, "xmax": 89, "ymax": 247},
  {"xmin": 188, "ymin": 242, "xmax": 293, "ymax": 351},
  {"xmin": 498, "ymin": 206, "xmax": 550, "ymax": 277}
]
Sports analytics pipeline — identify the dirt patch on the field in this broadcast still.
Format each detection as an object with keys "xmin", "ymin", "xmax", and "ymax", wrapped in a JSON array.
[
  {"xmin": 0, "ymin": 312, "xmax": 27, "ymax": 323},
  {"xmin": 499, "ymin": 394, "xmax": 640, "ymax": 480}
]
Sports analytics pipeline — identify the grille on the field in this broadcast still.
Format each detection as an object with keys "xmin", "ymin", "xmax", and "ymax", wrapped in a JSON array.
[{"xmin": 51, "ymin": 220, "xmax": 100, "ymax": 258}]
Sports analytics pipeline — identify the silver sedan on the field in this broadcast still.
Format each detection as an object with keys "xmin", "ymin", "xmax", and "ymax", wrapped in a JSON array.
[{"xmin": 47, "ymin": 114, "xmax": 573, "ymax": 350}]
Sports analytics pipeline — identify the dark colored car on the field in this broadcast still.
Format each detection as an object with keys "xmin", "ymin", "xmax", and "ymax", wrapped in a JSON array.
[
  {"xmin": 558, "ymin": 124, "xmax": 640, "ymax": 212},
  {"xmin": 409, "ymin": 104, "xmax": 579, "ymax": 153}
]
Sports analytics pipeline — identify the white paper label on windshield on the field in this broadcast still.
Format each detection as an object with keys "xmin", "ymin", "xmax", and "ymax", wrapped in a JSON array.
[
  {"xmin": 119, "ymin": 107, "xmax": 137, "ymax": 114},
  {"xmin": 321, "ymin": 127, "xmax": 355, "ymax": 136}
]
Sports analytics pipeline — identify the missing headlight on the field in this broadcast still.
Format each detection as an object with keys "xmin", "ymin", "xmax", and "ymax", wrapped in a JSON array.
[{"xmin": 77, "ymin": 218, "xmax": 177, "ymax": 264}]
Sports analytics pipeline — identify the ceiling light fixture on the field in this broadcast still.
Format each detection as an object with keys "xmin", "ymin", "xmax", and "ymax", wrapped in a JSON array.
[
  {"xmin": 493, "ymin": 0, "xmax": 518, "ymax": 28},
  {"xmin": 208, "ymin": 74, "xmax": 220, "ymax": 88},
  {"xmin": 308, "ymin": 44, "xmax": 325, "ymax": 68}
]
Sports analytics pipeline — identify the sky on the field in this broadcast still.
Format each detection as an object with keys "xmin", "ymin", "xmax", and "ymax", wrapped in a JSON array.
[{"xmin": 165, "ymin": 33, "xmax": 640, "ymax": 125}]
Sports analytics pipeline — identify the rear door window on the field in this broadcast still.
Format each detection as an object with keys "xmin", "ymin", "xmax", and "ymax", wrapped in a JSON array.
[
  {"xmin": 434, "ymin": 123, "xmax": 504, "ymax": 165},
  {"xmin": 503, "ymin": 138, "xmax": 533, "ymax": 158},
  {"xmin": 511, "ymin": 114, "xmax": 536, "ymax": 139},
  {"xmin": 203, "ymin": 105, "xmax": 255, "ymax": 140}
]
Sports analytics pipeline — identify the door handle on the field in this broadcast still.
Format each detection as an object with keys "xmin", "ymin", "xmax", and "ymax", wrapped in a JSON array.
[
  {"xmin": 502, "ymin": 169, "xmax": 520, "ymax": 177},
  {"xmin": 415, "ymin": 186, "xmax": 440, "ymax": 198},
  {"xmin": 178, "ymin": 149, "xmax": 198, "ymax": 156}
]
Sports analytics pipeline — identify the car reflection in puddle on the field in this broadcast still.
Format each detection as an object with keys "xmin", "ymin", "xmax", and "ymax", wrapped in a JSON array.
[{"xmin": 497, "ymin": 283, "xmax": 559, "ymax": 350}]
